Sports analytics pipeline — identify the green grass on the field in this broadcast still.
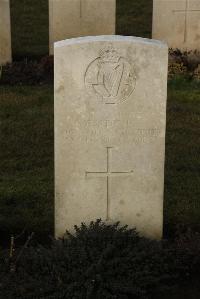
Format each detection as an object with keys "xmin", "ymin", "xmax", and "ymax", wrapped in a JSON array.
[
  {"xmin": 116, "ymin": 0, "xmax": 153, "ymax": 38},
  {"xmin": 10, "ymin": 0, "xmax": 49, "ymax": 58},
  {"xmin": 0, "ymin": 85, "xmax": 54, "ymax": 237},
  {"xmin": 10, "ymin": 0, "xmax": 152, "ymax": 58},
  {"xmin": 0, "ymin": 78, "xmax": 200, "ymax": 238},
  {"xmin": 165, "ymin": 78, "xmax": 200, "ymax": 232}
]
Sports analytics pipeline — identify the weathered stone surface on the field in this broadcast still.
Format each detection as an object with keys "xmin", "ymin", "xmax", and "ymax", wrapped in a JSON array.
[
  {"xmin": 153, "ymin": 0, "xmax": 200, "ymax": 51},
  {"xmin": 0, "ymin": 0, "xmax": 11, "ymax": 65},
  {"xmin": 49, "ymin": 0, "xmax": 116, "ymax": 54},
  {"xmin": 54, "ymin": 36, "xmax": 168, "ymax": 239}
]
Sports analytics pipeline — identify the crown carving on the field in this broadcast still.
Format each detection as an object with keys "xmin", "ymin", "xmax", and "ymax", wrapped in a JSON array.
[{"xmin": 99, "ymin": 46, "xmax": 120, "ymax": 63}]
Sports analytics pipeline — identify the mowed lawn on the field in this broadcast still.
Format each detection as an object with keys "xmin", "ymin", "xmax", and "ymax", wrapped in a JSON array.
[
  {"xmin": 0, "ymin": 86, "xmax": 54, "ymax": 238},
  {"xmin": 165, "ymin": 78, "xmax": 200, "ymax": 234},
  {"xmin": 0, "ymin": 79, "xmax": 200, "ymax": 238},
  {"xmin": 10, "ymin": 0, "xmax": 49, "ymax": 58}
]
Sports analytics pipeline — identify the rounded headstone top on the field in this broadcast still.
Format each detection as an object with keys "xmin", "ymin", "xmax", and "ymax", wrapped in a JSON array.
[{"xmin": 54, "ymin": 35, "xmax": 168, "ymax": 49}]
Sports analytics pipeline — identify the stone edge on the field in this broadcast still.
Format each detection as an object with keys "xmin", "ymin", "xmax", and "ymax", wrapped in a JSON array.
[{"xmin": 54, "ymin": 35, "xmax": 168, "ymax": 49}]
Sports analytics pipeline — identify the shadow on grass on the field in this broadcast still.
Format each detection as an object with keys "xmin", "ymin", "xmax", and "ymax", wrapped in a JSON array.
[{"xmin": 0, "ymin": 85, "xmax": 54, "ymax": 243}]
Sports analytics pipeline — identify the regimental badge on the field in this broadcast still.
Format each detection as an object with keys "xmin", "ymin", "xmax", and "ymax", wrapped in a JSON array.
[{"xmin": 85, "ymin": 45, "xmax": 136, "ymax": 104}]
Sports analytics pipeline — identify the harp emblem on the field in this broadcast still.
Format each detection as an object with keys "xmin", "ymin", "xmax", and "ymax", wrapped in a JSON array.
[{"xmin": 85, "ymin": 46, "xmax": 136, "ymax": 104}]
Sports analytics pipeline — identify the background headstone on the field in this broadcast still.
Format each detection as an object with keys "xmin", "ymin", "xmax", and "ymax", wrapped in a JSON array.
[
  {"xmin": 55, "ymin": 35, "xmax": 168, "ymax": 239},
  {"xmin": 0, "ymin": 0, "xmax": 11, "ymax": 65},
  {"xmin": 153, "ymin": 0, "xmax": 200, "ymax": 51},
  {"xmin": 49, "ymin": 0, "xmax": 116, "ymax": 54}
]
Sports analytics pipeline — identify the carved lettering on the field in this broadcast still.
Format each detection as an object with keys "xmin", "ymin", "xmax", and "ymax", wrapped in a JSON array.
[{"xmin": 65, "ymin": 119, "xmax": 161, "ymax": 145}]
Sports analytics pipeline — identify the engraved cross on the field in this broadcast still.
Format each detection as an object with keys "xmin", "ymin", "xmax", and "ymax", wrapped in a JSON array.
[
  {"xmin": 173, "ymin": 0, "xmax": 200, "ymax": 43},
  {"xmin": 85, "ymin": 147, "xmax": 134, "ymax": 220}
]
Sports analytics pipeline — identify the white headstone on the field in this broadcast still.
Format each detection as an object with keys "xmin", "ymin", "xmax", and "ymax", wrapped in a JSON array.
[
  {"xmin": 55, "ymin": 36, "xmax": 168, "ymax": 239},
  {"xmin": 153, "ymin": 0, "xmax": 200, "ymax": 50},
  {"xmin": 0, "ymin": 0, "xmax": 12, "ymax": 65},
  {"xmin": 49, "ymin": 0, "xmax": 116, "ymax": 54}
]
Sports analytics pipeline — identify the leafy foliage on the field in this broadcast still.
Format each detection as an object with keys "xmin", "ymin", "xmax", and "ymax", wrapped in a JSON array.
[
  {"xmin": 1, "ymin": 220, "xmax": 200, "ymax": 299},
  {"xmin": 169, "ymin": 49, "xmax": 200, "ymax": 80},
  {"xmin": 0, "ymin": 56, "xmax": 53, "ymax": 85}
]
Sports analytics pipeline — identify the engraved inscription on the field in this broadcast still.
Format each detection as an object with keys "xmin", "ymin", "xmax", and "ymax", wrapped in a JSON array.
[
  {"xmin": 85, "ymin": 147, "xmax": 134, "ymax": 220},
  {"xmin": 65, "ymin": 119, "xmax": 161, "ymax": 145},
  {"xmin": 85, "ymin": 46, "xmax": 136, "ymax": 104},
  {"xmin": 173, "ymin": 0, "xmax": 200, "ymax": 43}
]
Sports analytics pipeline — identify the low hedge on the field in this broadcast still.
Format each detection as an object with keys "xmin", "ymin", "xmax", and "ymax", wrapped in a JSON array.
[
  {"xmin": 1, "ymin": 220, "xmax": 200, "ymax": 299},
  {"xmin": 0, "ymin": 56, "xmax": 53, "ymax": 85},
  {"xmin": 168, "ymin": 49, "xmax": 200, "ymax": 80}
]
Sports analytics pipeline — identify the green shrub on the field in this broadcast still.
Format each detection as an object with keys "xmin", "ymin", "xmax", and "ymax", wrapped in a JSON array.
[
  {"xmin": 1, "ymin": 220, "xmax": 200, "ymax": 299},
  {"xmin": 169, "ymin": 49, "xmax": 200, "ymax": 80},
  {"xmin": 0, "ymin": 56, "xmax": 53, "ymax": 85}
]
